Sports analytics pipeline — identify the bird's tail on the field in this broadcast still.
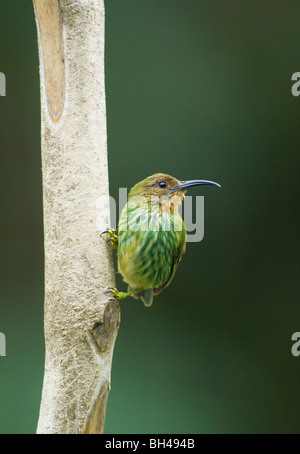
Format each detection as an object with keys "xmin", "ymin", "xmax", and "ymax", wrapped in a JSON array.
[{"xmin": 129, "ymin": 287, "xmax": 153, "ymax": 307}]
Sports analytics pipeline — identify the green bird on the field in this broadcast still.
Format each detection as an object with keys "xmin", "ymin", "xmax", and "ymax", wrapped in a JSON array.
[{"xmin": 104, "ymin": 173, "xmax": 220, "ymax": 307}]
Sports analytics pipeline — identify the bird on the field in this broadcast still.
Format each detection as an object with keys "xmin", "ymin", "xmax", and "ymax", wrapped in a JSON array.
[{"xmin": 103, "ymin": 173, "xmax": 220, "ymax": 307}]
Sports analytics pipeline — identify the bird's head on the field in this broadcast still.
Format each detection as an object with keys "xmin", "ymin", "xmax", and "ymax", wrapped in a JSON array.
[{"xmin": 128, "ymin": 173, "xmax": 220, "ymax": 211}]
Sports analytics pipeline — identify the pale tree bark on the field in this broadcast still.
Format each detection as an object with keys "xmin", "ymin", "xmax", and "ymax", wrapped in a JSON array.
[{"xmin": 33, "ymin": 0, "xmax": 120, "ymax": 434}]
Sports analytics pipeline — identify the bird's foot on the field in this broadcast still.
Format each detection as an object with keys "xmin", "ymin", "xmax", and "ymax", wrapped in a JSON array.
[
  {"xmin": 105, "ymin": 287, "xmax": 136, "ymax": 301},
  {"xmin": 101, "ymin": 228, "xmax": 118, "ymax": 249}
]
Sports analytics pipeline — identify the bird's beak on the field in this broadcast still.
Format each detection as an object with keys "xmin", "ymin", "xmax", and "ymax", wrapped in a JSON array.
[{"xmin": 168, "ymin": 179, "xmax": 221, "ymax": 195}]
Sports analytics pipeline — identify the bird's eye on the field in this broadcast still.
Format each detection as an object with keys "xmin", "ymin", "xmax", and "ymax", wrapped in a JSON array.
[{"xmin": 158, "ymin": 181, "xmax": 167, "ymax": 188}]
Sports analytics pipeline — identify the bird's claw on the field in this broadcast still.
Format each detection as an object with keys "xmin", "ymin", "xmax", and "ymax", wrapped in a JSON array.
[
  {"xmin": 101, "ymin": 229, "xmax": 112, "ymax": 235},
  {"xmin": 105, "ymin": 288, "xmax": 129, "ymax": 300},
  {"xmin": 105, "ymin": 288, "xmax": 118, "ymax": 300},
  {"xmin": 101, "ymin": 228, "xmax": 118, "ymax": 249}
]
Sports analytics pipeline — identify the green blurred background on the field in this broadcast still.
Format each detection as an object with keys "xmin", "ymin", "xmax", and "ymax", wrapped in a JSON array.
[{"xmin": 0, "ymin": 0, "xmax": 300, "ymax": 434}]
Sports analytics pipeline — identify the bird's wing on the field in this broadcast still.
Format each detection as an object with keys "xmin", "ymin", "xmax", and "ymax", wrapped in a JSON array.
[{"xmin": 153, "ymin": 233, "xmax": 186, "ymax": 296}]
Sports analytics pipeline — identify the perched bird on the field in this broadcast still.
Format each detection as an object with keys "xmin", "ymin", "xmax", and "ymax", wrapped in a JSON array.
[{"xmin": 104, "ymin": 173, "xmax": 220, "ymax": 306}]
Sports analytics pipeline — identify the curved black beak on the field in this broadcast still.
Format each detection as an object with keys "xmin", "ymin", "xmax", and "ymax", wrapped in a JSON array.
[{"xmin": 168, "ymin": 179, "xmax": 221, "ymax": 195}]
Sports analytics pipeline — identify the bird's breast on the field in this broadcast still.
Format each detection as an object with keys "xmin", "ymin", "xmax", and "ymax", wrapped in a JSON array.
[{"xmin": 117, "ymin": 206, "xmax": 185, "ymax": 290}]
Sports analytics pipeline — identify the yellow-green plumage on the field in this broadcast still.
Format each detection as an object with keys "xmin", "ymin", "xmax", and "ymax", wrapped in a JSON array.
[
  {"xmin": 104, "ymin": 173, "xmax": 220, "ymax": 306},
  {"xmin": 118, "ymin": 200, "xmax": 186, "ymax": 305}
]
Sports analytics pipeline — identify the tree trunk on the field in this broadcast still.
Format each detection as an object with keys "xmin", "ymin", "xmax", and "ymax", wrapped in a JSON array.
[{"xmin": 33, "ymin": 0, "xmax": 120, "ymax": 434}]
